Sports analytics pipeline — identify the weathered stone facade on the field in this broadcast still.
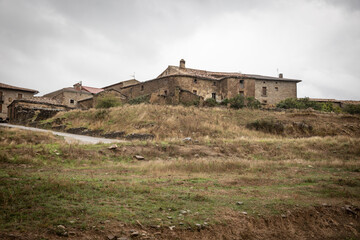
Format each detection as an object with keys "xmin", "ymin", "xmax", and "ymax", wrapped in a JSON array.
[
  {"xmin": 7, "ymin": 98, "xmax": 69, "ymax": 124},
  {"xmin": 0, "ymin": 83, "xmax": 38, "ymax": 120},
  {"xmin": 43, "ymin": 82, "xmax": 102, "ymax": 108},
  {"xmin": 103, "ymin": 79, "xmax": 140, "ymax": 92},
  {"xmin": 118, "ymin": 60, "xmax": 301, "ymax": 106}
]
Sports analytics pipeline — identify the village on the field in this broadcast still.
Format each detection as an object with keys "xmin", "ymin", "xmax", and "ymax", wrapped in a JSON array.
[{"xmin": 1, "ymin": 59, "xmax": 359, "ymax": 124}]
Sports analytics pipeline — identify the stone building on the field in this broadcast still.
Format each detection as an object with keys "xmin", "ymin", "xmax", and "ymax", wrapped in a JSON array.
[
  {"xmin": 43, "ymin": 82, "xmax": 103, "ymax": 108},
  {"xmin": 0, "ymin": 82, "xmax": 38, "ymax": 121},
  {"xmin": 118, "ymin": 59, "xmax": 301, "ymax": 106},
  {"xmin": 7, "ymin": 97, "xmax": 70, "ymax": 124},
  {"xmin": 77, "ymin": 89, "xmax": 127, "ymax": 110},
  {"xmin": 103, "ymin": 79, "xmax": 140, "ymax": 92}
]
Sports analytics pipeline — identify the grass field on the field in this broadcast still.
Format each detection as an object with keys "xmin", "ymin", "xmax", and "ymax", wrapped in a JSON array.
[{"xmin": 1, "ymin": 105, "xmax": 360, "ymax": 239}]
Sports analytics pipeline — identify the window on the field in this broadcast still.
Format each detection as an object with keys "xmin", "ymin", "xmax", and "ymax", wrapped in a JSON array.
[
  {"xmin": 275, "ymin": 81, "xmax": 278, "ymax": 84},
  {"xmin": 18, "ymin": 93, "xmax": 23, "ymax": 99},
  {"xmin": 213, "ymin": 81, "xmax": 216, "ymax": 86},
  {"xmin": 193, "ymin": 78, "xmax": 198, "ymax": 84},
  {"xmin": 263, "ymin": 100, "xmax": 267, "ymax": 104},
  {"xmin": 239, "ymin": 91, "xmax": 244, "ymax": 96},
  {"xmin": 275, "ymin": 87, "xmax": 278, "ymax": 91},
  {"xmin": 239, "ymin": 80, "xmax": 244, "ymax": 88},
  {"xmin": 70, "ymin": 99, "xmax": 75, "ymax": 104},
  {"xmin": 262, "ymin": 87, "xmax": 267, "ymax": 96},
  {"xmin": 141, "ymin": 85, "xmax": 144, "ymax": 91},
  {"xmin": 193, "ymin": 90, "xmax": 197, "ymax": 95},
  {"xmin": 164, "ymin": 90, "xmax": 167, "ymax": 96},
  {"xmin": 212, "ymin": 93, "xmax": 216, "ymax": 99},
  {"xmin": 263, "ymin": 81, "xmax": 266, "ymax": 84},
  {"xmin": 8, "ymin": 97, "xmax": 12, "ymax": 102}
]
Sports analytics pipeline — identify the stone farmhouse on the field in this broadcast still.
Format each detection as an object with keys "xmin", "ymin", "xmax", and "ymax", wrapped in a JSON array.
[
  {"xmin": 118, "ymin": 59, "xmax": 301, "ymax": 106},
  {"xmin": 43, "ymin": 82, "xmax": 104, "ymax": 108},
  {"xmin": 0, "ymin": 82, "xmax": 39, "ymax": 120}
]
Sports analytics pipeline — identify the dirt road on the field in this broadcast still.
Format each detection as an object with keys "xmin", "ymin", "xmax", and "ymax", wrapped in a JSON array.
[{"xmin": 0, "ymin": 123, "xmax": 124, "ymax": 144}]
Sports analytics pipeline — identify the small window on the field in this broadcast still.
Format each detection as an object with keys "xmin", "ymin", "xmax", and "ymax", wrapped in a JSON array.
[
  {"xmin": 262, "ymin": 87, "xmax": 267, "ymax": 96},
  {"xmin": 194, "ymin": 78, "xmax": 198, "ymax": 84},
  {"xmin": 70, "ymin": 99, "xmax": 75, "ymax": 104},
  {"xmin": 193, "ymin": 90, "xmax": 197, "ymax": 95},
  {"xmin": 275, "ymin": 81, "xmax": 278, "ymax": 84},
  {"xmin": 18, "ymin": 93, "xmax": 23, "ymax": 99},
  {"xmin": 212, "ymin": 93, "xmax": 216, "ymax": 99},
  {"xmin": 239, "ymin": 80, "xmax": 244, "ymax": 88},
  {"xmin": 275, "ymin": 87, "xmax": 278, "ymax": 91},
  {"xmin": 263, "ymin": 81, "xmax": 266, "ymax": 84},
  {"xmin": 164, "ymin": 90, "xmax": 167, "ymax": 95},
  {"xmin": 239, "ymin": 91, "xmax": 244, "ymax": 96},
  {"xmin": 263, "ymin": 100, "xmax": 267, "ymax": 104},
  {"xmin": 213, "ymin": 81, "xmax": 216, "ymax": 86},
  {"xmin": 141, "ymin": 85, "xmax": 144, "ymax": 91},
  {"xmin": 8, "ymin": 97, "xmax": 12, "ymax": 102}
]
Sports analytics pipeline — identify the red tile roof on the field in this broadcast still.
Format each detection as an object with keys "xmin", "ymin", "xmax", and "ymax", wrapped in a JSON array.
[
  {"xmin": 81, "ymin": 86, "xmax": 104, "ymax": 94},
  {"xmin": 0, "ymin": 82, "xmax": 38, "ymax": 93}
]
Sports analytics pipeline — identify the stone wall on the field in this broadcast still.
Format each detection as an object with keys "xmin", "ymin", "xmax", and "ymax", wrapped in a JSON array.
[
  {"xmin": 254, "ymin": 80, "xmax": 297, "ymax": 106},
  {"xmin": 0, "ymin": 89, "xmax": 35, "ymax": 120}
]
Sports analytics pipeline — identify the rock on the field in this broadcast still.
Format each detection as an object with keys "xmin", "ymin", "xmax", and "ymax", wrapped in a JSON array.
[
  {"xmin": 236, "ymin": 201, "xmax": 244, "ymax": 205},
  {"xmin": 307, "ymin": 165, "xmax": 313, "ymax": 168},
  {"xmin": 68, "ymin": 232, "xmax": 76, "ymax": 236},
  {"xmin": 107, "ymin": 234, "xmax": 117, "ymax": 240},
  {"xmin": 108, "ymin": 144, "xmax": 118, "ymax": 150},
  {"xmin": 57, "ymin": 225, "xmax": 66, "ymax": 230},
  {"xmin": 169, "ymin": 226, "xmax": 175, "ymax": 230},
  {"xmin": 183, "ymin": 137, "xmax": 192, "ymax": 142},
  {"xmin": 134, "ymin": 155, "xmax": 145, "ymax": 160},
  {"xmin": 180, "ymin": 210, "xmax": 189, "ymax": 214},
  {"xmin": 195, "ymin": 223, "xmax": 202, "ymax": 229},
  {"xmin": 281, "ymin": 214, "xmax": 287, "ymax": 218},
  {"xmin": 118, "ymin": 238, "xmax": 128, "ymax": 240},
  {"xmin": 130, "ymin": 231, "xmax": 139, "ymax": 237},
  {"xmin": 242, "ymin": 212, "xmax": 247, "ymax": 215},
  {"xmin": 104, "ymin": 220, "xmax": 111, "ymax": 223},
  {"xmin": 167, "ymin": 216, "xmax": 172, "ymax": 219}
]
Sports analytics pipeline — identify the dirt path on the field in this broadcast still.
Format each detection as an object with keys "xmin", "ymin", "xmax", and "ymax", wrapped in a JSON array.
[{"xmin": 0, "ymin": 123, "xmax": 125, "ymax": 144}]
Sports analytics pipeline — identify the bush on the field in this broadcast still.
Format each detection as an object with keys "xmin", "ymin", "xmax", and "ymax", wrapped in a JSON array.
[
  {"xmin": 204, "ymin": 98, "xmax": 217, "ymax": 107},
  {"xmin": 221, "ymin": 98, "xmax": 229, "ymax": 106},
  {"xmin": 321, "ymin": 102, "xmax": 334, "ymax": 112},
  {"xmin": 245, "ymin": 97, "xmax": 261, "ymax": 109},
  {"xmin": 229, "ymin": 94, "xmax": 245, "ymax": 109},
  {"xmin": 276, "ymin": 97, "xmax": 322, "ymax": 110},
  {"xmin": 96, "ymin": 95, "xmax": 122, "ymax": 109},
  {"xmin": 343, "ymin": 104, "xmax": 360, "ymax": 115},
  {"xmin": 128, "ymin": 95, "xmax": 150, "ymax": 105}
]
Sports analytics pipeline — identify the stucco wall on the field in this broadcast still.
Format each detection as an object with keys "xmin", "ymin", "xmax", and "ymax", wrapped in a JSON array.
[
  {"xmin": 254, "ymin": 80, "xmax": 297, "ymax": 105},
  {"xmin": 0, "ymin": 89, "xmax": 35, "ymax": 119}
]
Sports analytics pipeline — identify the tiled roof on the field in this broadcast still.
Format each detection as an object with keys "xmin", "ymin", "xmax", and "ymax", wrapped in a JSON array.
[
  {"xmin": 81, "ymin": 86, "xmax": 104, "ymax": 94},
  {"xmin": 0, "ymin": 82, "xmax": 38, "ymax": 93},
  {"xmin": 103, "ymin": 79, "xmax": 140, "ymax": 89},
  {"xmin": 159, "ymin": 66, "xmax": 301, "ymax": 82}
]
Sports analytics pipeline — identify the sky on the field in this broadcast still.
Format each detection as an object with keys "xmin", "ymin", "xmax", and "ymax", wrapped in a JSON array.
[{"xmin": 0, "ymin": 0, "xmax": 359, "ymax": 100}]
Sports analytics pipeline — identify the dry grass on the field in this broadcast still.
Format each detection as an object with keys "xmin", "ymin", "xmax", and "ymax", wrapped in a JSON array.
[{"xmin": 44, "ymin": 104, "xmax": 360, "ymax": 141}]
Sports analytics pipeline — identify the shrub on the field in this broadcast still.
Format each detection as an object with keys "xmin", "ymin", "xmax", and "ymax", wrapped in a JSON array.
[
  {"xmin": 204, "ymin": 98, "xmax": 217, "ymax": 107},
  {"xmin": 343, "ymin": 104, "xmax": 360, "ymax": 115},
  {"xmin": 96, "ymin": 95, "xmax": 122, "ymax": 109},
  {"xmin": 221, "ymin": 98, "xmax": 229, "ymax": 106},
  {"xmin": 321, "ymin": 102, "xmax": 334, "ymax": 112},
  {"xmin": 128, "ymin": 95, "xmax": 150, "ymax": 105},
  {"xmin": 246, "ymin": 97, "xmax": 261, "ymax": 109},
  {"xmin": 277, "ymin": 97, "xmax": 322, "ymax": 110},
  {"xmin": 229, "ymin": 94, "xmax": 245, "ymax": 109}
]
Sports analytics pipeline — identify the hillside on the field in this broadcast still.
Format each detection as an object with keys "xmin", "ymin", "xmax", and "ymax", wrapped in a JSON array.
[
  {"xmin": 41, "ymin": 104, "xmax": 360, "ymax": 141},
  {"xmin": 1, "ymin": 104, "xmax": 360, "ymax": 239}
]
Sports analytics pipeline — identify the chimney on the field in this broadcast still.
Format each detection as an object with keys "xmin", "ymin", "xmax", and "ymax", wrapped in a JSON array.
[
  {"xmin": 278, "ymin": 73, "xmax": 283, "ymax": 78},
  {"xmin": 180, "ymin": 59, "xmax": 185, "ymax": 69},
  {"xmin": 73, "ymin": 81, "xmax": 82, "ymax": 91}
]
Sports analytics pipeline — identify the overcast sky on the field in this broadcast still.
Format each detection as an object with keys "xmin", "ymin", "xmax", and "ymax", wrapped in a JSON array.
[{"xmin": 0, "ymin": 0, "xmax": 359, "ymax": 100}]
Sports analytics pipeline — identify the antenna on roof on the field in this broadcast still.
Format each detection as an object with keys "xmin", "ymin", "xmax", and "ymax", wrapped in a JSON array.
[{"xmin": 130, "ymin": 72, "xmax": 135, "ymax": 79}]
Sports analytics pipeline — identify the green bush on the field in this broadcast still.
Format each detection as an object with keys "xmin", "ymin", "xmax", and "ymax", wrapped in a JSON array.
[
  {"xmin": 343, "ymin": 104, "xmax": 360, "ymax": 114},
  {"xmin": 204, "ymin": 98, "xmax": 217, "ymax": 107},
  {"xmin": 321, "ymin": 102, "xmax": 334, "ymax": 112},
  {"xmin": 229, "ymin": 94, "xmax": 245, "ymax": 109},
  {"xmin": 96, "ymin": 95, "xmax": 122, "ymax": 109},
  {"xmin": 245, "ymin": 97, "xmax": 261, "ymax": 109},
  {"xmin": 128, "ymin": 95, "xmax": 150, "ymax": 105},
  {"xmin": 221, "ymin": 98, "xmax": 229, "ymax": 106},
  {"xmin": 276, "ymin": 98, "xmax": 322, "ymax": 110}
]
